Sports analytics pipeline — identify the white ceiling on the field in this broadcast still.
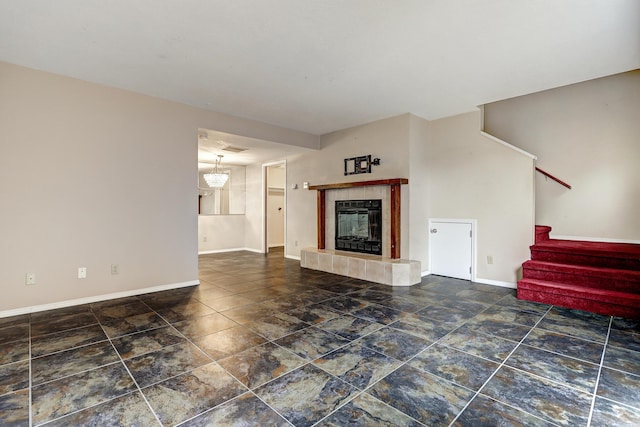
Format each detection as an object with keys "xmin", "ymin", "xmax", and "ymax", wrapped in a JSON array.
[
  {"xmin": 1, "ymin": 0, "xmax": 638, "ymax": 137},
  {"xmin": 197, "ymin": 129, "xmax": 311, "ymax": 167}
]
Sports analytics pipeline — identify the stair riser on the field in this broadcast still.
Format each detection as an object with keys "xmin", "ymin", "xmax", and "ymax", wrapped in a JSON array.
[
  {"xmin": 522, "ymin": 268, "xmax": 640, "ymax": 293},
  {"xmin": 534, "ymin": 226, "xmax": 551, "ymax": 244},
  {"xmin": 530, "ymin": 250, "xmax": 640, "ymax": 271},
  {"xmin": 517, "ymin": 288, "xmax": 640, "ymax": 319}
]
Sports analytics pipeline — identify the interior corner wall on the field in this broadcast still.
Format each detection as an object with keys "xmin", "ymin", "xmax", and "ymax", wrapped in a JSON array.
[
  {"xmin": 427, "ymin": 111, "xmax": 535, "ymax": 285},
  {"xmin": 285, "ymin": 114, "xmax": 412, "ymax": 259},
  {"xmin": 483, "ymin": 70, "xmax": 640, "ymax": 241},
  {"xmin": 408, "ymin": 114, "xmax": 432, "ymax": 272},
  {"xmin": 0, "ymin": 61, "xmax": 316, "ymax": 313}
]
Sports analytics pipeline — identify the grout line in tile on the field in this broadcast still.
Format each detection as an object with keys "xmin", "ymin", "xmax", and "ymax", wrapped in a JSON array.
[
  {"xmin": 129, "ymin": 307, "xmax": 279, "ymax": 424},
  {"xmin": 586, "ymin": 316, "xmax": 613, "ymax": 427},
  {"xmin": 12, "ymin": 254, "xmax": 636, "ymax": 426},
  {"xmin": 447, "ymin": 304, "xmax": 555, "ymax": 426},
  {"xmin": 326, "ymin": 302, "xmax": 501, "ymax": 425},
  {"xmin": 30, "ymin": 337, "xmax": 111, "ymax": 360},
  {"xmin": 515, "ymin": 341, "xmax": 602, "ymax": 367},
  {"xmin": 34, "ymin": 390, "xmax": 141, "ymax": 427},
  {"xmin": 531, "ymin": 324, "xmax": 610, "ymax": 345},
  {"xmin": 596, "ymin": 363, "xmax": 640, "ymax": 379},
  {"xmin": 593, "ymin": 393, "xmax": 640, "ymax": 415},
  {"xmin": 469, "ymin": 394, "xmax": 564, "ymax": 427},
  {"xmin": 31, "ymin": 360, "xmax": 122, "ymax": 389},
  {"xmin": 29, "ymin": 322, "xmax": 102, "ymax": 340},
  {"xmin": 98, "ymin": 323, "xmax": 163, "ymax": 426},
  {"xmin": 29, "ymin": 319, "xmax": 32, "ymax": 427},
  {"xmin": 172, "ymin": 390, "xmax": 293, "ymax": 427}
]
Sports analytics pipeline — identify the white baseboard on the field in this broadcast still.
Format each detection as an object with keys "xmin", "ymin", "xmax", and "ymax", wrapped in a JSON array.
[
  {"xmin": 421, "ymin": 270, "xmax": 431, "ymax": 277},
  {"xmin": 0, "ymin": 280, "xmax": 199, "ymax": 318},
  {"xmin": 285, "ymin": 254, "xmax": 301, "ymax": 261},
  {"xmin": 473, "ymin": 277, "xmax": 517, "ymax": 289},
  {"xmin": 199, "ymin": 248, "xmax": 246, "ymax": 255},
  {"xmin": 199, "ymin": 247, "xmax": 264, "ymax": 255},
  {"xmin": 551, "ymin": 235, "xmax": 640, "ymax": 245},
  {"xmin": 420, "ymin": 272, "xmax": 515, "ymax": 289}
]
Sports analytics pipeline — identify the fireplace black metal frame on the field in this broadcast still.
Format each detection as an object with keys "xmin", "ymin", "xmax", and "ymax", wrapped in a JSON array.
[
  {"xmin": 335, "ymin": 199, "xmax": 382, "ymax": 255},
  {"xmin": 308, "ymin": 178, "xmax": 408, "ymax": 259}
]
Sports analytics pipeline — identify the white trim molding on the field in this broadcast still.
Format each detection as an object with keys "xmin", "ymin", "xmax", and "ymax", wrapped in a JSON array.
[
  {"xmin": 198, "ymin": 247, "xmax": 264, "ymax": 255},
  {"xmin": 480, "ymin": 131, "xmax": 537, "ymax": 160},
  {"xmin": 473, "ymin": 277, "xmax": 517, "ymax": 289},
  {"xmin": 0, "ymin": 280, "xmax": 199, "ymax": 318}
]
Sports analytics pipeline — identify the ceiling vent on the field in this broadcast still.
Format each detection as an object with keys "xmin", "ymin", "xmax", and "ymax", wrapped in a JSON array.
[{"xmin": 222, "ymin": 146, "xmax": 248, "ymax": 153}]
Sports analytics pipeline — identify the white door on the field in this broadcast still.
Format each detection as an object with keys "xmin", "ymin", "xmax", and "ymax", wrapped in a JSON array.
[{"xmin": 430, "ymin": 221, "xmax": 472, "ymax": 280}]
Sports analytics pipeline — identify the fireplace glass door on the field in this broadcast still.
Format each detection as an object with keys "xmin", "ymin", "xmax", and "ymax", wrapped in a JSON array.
[{"xmin": 335, "ymin": 200, "xmax": 382, "ymax": 255}]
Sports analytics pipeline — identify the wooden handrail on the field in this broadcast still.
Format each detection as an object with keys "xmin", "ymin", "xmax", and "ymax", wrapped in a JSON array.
[{"xmin": 535, "ymin": 167, "xmax": 571, "ymax": 189}]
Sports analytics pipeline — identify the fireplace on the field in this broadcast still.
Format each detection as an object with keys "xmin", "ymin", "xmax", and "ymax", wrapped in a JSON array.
[{"xmin": 335, "ymin": 200, "xmax": 382, "ymax": 255}]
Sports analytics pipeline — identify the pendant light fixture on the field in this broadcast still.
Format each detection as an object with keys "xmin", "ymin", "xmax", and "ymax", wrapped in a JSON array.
[{"xmin": 204, "ymin": 155, "xmax": 229, "ymax": 188}]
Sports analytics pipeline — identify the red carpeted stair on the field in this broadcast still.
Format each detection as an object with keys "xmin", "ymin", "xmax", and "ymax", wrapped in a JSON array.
[{"xmin": 517, "ymin": 226, "xmax": 640, "ymax": 319}]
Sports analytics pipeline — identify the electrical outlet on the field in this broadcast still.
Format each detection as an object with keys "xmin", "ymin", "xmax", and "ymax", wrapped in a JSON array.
[
  {"xmin": 487, "ymin": 255, "xmax": 493, "ymax": 265},
  {"xmin": 25, "ymin": 273, "xmax": 36, "ymax": 285},
  {"xmin": 78, "ymin": 267, "xmax": 87, "ymax": 279},
  {"xmin": 111, "ymin": 264, "xmax": 119, "ymax": 275},
  {"xmin": 203, "ymin": 236, "xmax": 207, "ymax": 242}
]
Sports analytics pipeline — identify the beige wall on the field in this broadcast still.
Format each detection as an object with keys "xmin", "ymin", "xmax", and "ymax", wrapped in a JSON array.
[
  {"xmin": 1, "ymin": 58, "xmax": 547, "ymax": 314},
  {"xmin": 426, "ymin": 111, "xmax": 535, "ymax": 285},
  {"xmin": 0, "ymin": 61, "xmax": 316, "ymax": 314},
  {"xmin": 198, "ymin": 215, "xmax": 246, "ymax": 253},
  {"xmin": 408, "ymin": 115, "xmax": 432, "ymax": 271},
  {"xmin": 484, "ymin": 70, "xmax": 640, "ymax": 242},
  {"xmin": 285, "ymin": 114, "xmax": 412, "ymax": 260},
  {"xmin": 285, "ymin": 111, "xmax": 535, "ymax": 285}
]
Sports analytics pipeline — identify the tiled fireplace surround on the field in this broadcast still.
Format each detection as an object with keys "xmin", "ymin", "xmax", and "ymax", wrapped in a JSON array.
[{"xmin": 301, "ymin": 181, "xmax": 421, "ymax": 286}]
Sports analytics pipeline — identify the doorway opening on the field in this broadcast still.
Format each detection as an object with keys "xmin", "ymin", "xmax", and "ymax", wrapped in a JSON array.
[{"xmin": 263, "ymin": 161, "xmax": 286, "ymax": 255}]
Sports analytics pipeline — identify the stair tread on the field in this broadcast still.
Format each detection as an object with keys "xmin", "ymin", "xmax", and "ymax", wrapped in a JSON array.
[
  {"xmin": 518, "ymin": 278, "xmax": 640, "ymax": 299},
  {"xmin": 523, "ymin": 260, "xmax": 640, "ymax": 278},
  {"xmin": 520, "ymin": 229, "xmax": 640, "ymax": 317},
  {"xmin": 532, "ymin": 239, "xmax": 640, "ymax": 259}
]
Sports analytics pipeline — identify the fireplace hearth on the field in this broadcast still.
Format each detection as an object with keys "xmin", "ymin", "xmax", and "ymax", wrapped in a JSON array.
[
  {"xmin": 303, "ymin": 178, "xmax": 420, "ymax": 286},
  {"xmin": 335, "ymin": 200, "xmax": 382, "ymax": 255}
]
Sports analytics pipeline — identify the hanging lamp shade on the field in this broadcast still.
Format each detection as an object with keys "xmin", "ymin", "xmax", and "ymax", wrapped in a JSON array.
[
  {"xmin": 204, "ymin": 172, "xmax": 228, "ymax": 188},
  {"xmin": 204, "ymin": 155, "xmax": 229, "ymax": 188}
]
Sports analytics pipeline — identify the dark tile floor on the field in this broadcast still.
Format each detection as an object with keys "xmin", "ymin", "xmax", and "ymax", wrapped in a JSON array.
[{"xmin": 1, "ymin": 249, "xmax": 639, "ymax": 426}]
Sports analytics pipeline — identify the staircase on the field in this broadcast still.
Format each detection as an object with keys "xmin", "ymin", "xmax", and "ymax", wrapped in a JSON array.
[{"xmin": 517, "ymin": 226, "xmax": 640, "ymax": 319}]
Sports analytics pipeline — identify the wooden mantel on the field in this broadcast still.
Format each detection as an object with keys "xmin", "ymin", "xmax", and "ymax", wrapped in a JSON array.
[{"xmin": 309, "ymin": 178, "xmax": 408, "ymax": 259}]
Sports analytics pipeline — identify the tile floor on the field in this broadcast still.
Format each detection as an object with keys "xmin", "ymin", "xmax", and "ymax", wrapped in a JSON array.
[{"xmin": 1, "ymin": 249, "xmax": 639, "ymax": 426}]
